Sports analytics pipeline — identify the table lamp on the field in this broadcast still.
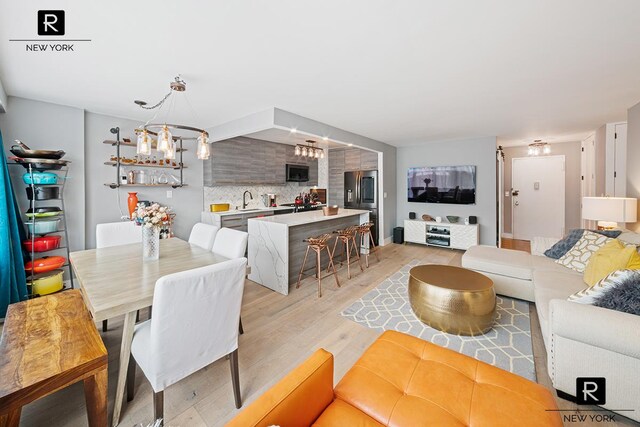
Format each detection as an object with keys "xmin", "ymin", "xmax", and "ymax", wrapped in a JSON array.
[{"xmin": 582, "ymin": 197, "xmax": 638, "ymax": 229}]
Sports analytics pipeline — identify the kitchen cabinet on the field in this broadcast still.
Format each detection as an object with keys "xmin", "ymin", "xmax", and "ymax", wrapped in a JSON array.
[
  {"xmin": 360, "ymin": 150, "xmax": 378, "ymax": 170},
  {"xmin": 204, "ymin": 136, "xmax": 317, "ymax": 186},
  {"xmin": 327, "ymin": 147, "xmax": 377, "ymax": 206},
  {"xmin": 328, "ymin": 149, "xmax": 345, "ymax": 207},
  {"xmin": 202, "ymin": 210, "xmax": 275, "ymax": 232}
]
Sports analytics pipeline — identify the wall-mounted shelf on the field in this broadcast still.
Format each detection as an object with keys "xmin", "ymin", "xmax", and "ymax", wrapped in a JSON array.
[
  {"xmin": 105, "ymin": 183, "xmax": 186, "ymax": 189},
  {"xmin": 104, "ymin": 128, "xmax": 187, "ymax": 189},
  {"xmin": 102, "ymin": 140, "xmax": 188, "ymax": 152},
  {"xmin": 104, "ymin": 161, "xmax": 186, "ymax": 170}
]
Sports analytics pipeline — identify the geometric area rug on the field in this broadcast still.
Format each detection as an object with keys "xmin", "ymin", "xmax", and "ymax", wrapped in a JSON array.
[{"xmin": 341, "ymin": 260, "xmax": 536, "ymax": 381}]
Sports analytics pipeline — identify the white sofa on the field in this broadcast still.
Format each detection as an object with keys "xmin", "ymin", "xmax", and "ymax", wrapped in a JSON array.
[{"xmin": 462, "ymin": 243, "xmax": 640, "ymax": 422}]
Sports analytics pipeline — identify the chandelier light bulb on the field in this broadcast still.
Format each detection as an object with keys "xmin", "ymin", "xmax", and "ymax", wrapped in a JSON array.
[
  {"xmin": 157, "ymin": 125, "xmax": 172, "ymax": 152},
  {"xmin": 320, "ymin": 150, "xmax": 325, "ymax": 159},
  {"xmin": 302, "ymin": 146, "xmax": 307, "ymax": 157},
  {"xmin": 136, "ymin": 130, "xmax": 151, "ymax": 155},
  {"xmin": 197, "ymin": 132, "xmax": 210, "ymax": 160},
  {"xmin": 314, "ymin": 149, "xmax": 320, "ymax": 159},
  {"xmin": 295, "ymin": 145, "xmax": 301, "ymax": 156},
  {"xmin": 543, "ymin": 144, "xmax": 551, "ymax": 154},
  {"xmin": 164, "ymin": 141, "xmax": 176, "ymax": 160}
]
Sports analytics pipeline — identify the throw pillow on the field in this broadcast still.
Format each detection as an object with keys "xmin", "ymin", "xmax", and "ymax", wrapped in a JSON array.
[
  {"xmin": 617, "ymin": 231, "xmax": 640, "ymax": 246},
  {"xmin": 556, "ymin": 230, "xmax": 612, "ymax": 272},
  {"xmin": 583, "ymin": 240, "xmax": 640, "ymax": 286},
  {"xmin": 569, "ymin": 269, "xmax": 640, "ymax": 316},
  {"xmin": 544, "ymin": 229, "xmax": 622, "ymax": 259}
]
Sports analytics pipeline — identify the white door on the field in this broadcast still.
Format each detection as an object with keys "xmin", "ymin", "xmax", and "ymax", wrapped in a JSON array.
[{"xmin": 512, "ymin": 155, "xmax": 565, "ymax": 240}]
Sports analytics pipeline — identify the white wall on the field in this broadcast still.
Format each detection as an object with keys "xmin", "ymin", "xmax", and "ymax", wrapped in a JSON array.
[
  {"xmin": 0, "ymin": 78, "xmax": 7, "ymax": 113},
  {"xmin": 0, "ymin": 97, "xmax": 86, "ymax": 251},
  {"xmin": 396, "ymin": 137, "xmax": 497, "ymax": 246},
  {"xmin": 626, "ymin": 100, "xmax": 640, "ymax": 232}
]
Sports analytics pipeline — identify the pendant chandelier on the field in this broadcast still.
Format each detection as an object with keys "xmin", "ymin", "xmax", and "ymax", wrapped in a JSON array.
[
  {"xmin": 527, "ymin": 140, "xmax": 551, "ymax": 156},
  {"xmin": 294, "ymin": 140, "xmax": 324, "ymax": 160},
  {"xmin": 134, "ymin": 76, "xmax": 210, "ymax": 160}
]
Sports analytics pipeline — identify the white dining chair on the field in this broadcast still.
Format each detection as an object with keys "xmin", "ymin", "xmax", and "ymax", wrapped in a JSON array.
[
  {"xmin": 96, "ymin": 221, "xmax": 141, "ymax": 248},
  {"xmin": 211, "ymin": 227, "xmax": 249, "ymax": 335},
  {"xmin": 211, "ymin": 227, "xmax": 248, "ymax": 259},
  {"xmin": 127, "ymin": 258, "xmax": 248, "ymax": 424},
  {"xmin": 96, "ymin": 221, "xmax": 142, "ymax": 331},
  {"xmin": 188, "ymin": 222, "xmax": 220, "ymax": 251}
]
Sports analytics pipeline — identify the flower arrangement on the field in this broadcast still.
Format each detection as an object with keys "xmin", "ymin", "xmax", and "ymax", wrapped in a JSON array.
[{"xmin": 132, "ymin": 202, "xmax": 172, "ymax": 229}]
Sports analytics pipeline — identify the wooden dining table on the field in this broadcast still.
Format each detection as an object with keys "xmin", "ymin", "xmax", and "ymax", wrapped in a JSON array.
[{"xmin": 70, "ymin": 237, "xmax": 230, "ymax": 427}]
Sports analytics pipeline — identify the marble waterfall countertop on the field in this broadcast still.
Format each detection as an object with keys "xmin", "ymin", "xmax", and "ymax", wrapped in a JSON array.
[
  {"xmin": 247, "ymin": 209, "xmax": 370, "ymax": 295},
  {"xmin": 248, "ymin": 208, "xmax": 370, "ymax": 226}
]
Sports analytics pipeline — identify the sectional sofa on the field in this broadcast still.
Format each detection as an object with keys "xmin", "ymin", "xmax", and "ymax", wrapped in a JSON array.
[{"xmin": 461, "ymin": 234, "xmax": 640, "ymax": 422}]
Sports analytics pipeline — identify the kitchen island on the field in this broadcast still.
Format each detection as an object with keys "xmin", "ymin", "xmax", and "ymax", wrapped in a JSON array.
[{"xmin": 248, "ymin": 209, "xmax": 370, "ymax": 295}]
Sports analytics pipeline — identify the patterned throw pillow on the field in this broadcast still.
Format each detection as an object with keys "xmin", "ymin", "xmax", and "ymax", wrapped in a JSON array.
[
  {"xmin": 556, "ymin": 230, "xmax": 612, "ymax": 272},
  {"xmin": 569, "ymin": 269, "xmax": 640, "ymax": 316},
  {"xmin": 544, "ymin": 229, "xmax": 622, "ymax": 259}
]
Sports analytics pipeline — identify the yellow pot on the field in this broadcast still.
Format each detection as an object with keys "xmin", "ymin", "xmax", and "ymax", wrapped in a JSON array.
[
  {"xmin": 210, "ymin": 203, "xmax": 230, "ymax": 212},
  {"xmin": 31, "ymin": 269, "xmax": 64, "ymax": 296}
]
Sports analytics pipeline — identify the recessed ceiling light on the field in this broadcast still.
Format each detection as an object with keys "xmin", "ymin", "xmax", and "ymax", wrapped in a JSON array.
[
  {"xmin": 322, "ymin": 136, "xmax": 328, "ymax": 141},
  {"xmin": 348, "ymin": 143, "xmax": 353, "ymax": 147},
  {"xmin": 290, "ymin": 128, "xmax": 297, "ymax": 134}
]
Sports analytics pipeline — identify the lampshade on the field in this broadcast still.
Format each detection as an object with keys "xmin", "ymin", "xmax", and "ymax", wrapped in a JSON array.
[
  {"xmin": 157, "ymin": 125, "xmax": 172, "ymax": 152},
  {"xmin": 196, "ymin": 132, "xmax": 210, "ymax": 160},
  {"xmin": 582, "ymin": 197, "xmax": 637, "ymax": 223}
]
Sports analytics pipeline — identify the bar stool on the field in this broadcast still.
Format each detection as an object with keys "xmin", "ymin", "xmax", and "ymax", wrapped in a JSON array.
[
  {"xmin": 296, "ymin": 233, "xmax": 341, "ymax": 297},
  {"xmin": 357, "ymin": 221, "xmax": 380, "ymax": 268},
  {"xmin": 329, "ymin": 225, "xmax": 364, "ymax": 279}
]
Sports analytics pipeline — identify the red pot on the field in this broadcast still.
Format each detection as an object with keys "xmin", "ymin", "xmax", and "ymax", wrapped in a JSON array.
[
  {"xmin": 23, "ymin": 235, "xmax": 61, "ymax": 252},
  {"xmin": 25, "ymin": 256, "xmax": 66, "ymax": 273}
]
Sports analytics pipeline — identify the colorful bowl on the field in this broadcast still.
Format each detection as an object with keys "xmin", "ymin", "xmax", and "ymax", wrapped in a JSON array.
[
  {"xmin": 23, "ymin": 235, "xmax": 61, "ymax": 252},
  {"xmin": 30, "ymin": 269, "xmax": 64, "ymax": 295},
  {"xmin": 27, "ymin": 219, "xmax": 60, "ymax": 235}
]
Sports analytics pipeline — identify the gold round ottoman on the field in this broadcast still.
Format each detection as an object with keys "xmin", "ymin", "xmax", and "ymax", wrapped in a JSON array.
[{"xmin": 408, "ymin": 265, "xmax": 496, "ymax": 335}]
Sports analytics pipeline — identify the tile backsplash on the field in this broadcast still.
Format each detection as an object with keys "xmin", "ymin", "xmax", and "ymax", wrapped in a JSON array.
[{"xmin": 203, "ymin": 183, "xmax": 319, "ymax": 210}]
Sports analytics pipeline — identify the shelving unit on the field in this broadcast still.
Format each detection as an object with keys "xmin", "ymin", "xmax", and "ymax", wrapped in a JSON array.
[
  {"xmin": 103, "ymin": 128, "xmax": 187, "ymax": 189},
  {"xmin": 12, "ymin": 163, "xmax": 74, "ymax": 297}
]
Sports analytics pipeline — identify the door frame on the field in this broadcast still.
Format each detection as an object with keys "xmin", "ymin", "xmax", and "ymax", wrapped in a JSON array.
[{"xmin": 511, "ymin": 155, "xmax": 566, "ymax": 240}]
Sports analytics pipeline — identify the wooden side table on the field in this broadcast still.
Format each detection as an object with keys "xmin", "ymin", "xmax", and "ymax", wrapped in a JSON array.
[{"xmin": 0, "ymin": 290, "xmax": 108, "ymax": 427}]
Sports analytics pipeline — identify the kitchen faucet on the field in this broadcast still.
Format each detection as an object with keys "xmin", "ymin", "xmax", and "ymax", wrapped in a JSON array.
[{"xmin": 242, "ymin": 190, "xmax": 253, "ymax": 209}]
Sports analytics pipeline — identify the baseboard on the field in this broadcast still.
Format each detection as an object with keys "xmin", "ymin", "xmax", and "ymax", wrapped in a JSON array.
[
  {"xmin": 501, "ymin": 233, "xmax": 513, "ymax": 239},
  {"xmin": 381, "ymin": 236, "xmax": 392, "ymax": 246}
]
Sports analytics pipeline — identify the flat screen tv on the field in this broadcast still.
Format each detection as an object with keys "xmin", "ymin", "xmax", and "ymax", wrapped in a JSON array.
[{"xmin": 407, "ymin": 165, "xmax": 476, "ymax": 204}]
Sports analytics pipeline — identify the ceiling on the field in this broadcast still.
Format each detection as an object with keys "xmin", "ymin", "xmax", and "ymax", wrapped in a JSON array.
[
  {"xmin": 1, "ymin": 1, "xmax": 640, "ymax": 147},
  {"xmin": 245, "ymin": 128, "xmax": 348, "ymax": 149}
]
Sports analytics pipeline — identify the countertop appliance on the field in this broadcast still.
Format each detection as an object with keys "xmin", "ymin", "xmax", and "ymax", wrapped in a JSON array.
[
  {"xmin": 344, "ymin": 170, "xmax": 379, "ymax": 244},
  {"xmin": 262, "ymin": 193, "xmax": 277, "ymax": 207},
  {"xmin": 286, "ymin": 164, "xmax": 309, "ymax": 182}
]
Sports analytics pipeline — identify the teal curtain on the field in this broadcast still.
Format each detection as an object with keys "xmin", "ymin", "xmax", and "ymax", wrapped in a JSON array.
[{"xmin": 0, "ymin": 129, "xmax": 28, "ymax": 318}]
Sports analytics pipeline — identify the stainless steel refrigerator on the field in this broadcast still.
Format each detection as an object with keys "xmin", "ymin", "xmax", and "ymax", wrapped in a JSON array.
[{"xmin": 344, "ymin": 170, "xmax": 379, "ymax": 244}]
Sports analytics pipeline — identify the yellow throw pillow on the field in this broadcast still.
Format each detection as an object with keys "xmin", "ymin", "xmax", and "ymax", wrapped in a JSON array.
[{"xmin": 583, "ymin": 239, "xmax": 640, "ymax": 286}]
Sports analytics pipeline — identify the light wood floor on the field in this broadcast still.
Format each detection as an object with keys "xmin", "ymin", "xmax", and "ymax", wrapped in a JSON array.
[{"xmin": 12, "ymin": 243, "xmax": 639, "ymax": 426}]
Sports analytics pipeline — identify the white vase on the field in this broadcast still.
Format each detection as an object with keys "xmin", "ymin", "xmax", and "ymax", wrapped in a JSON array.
[{"xmin": 142, "ymin": 226, "xmax": 160, "ymax": 261}]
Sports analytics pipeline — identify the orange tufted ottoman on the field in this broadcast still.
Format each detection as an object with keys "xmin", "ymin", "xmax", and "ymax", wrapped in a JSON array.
[{"xmin": 226, "ymin": 330, "xmax": 561, "ymax": 427}]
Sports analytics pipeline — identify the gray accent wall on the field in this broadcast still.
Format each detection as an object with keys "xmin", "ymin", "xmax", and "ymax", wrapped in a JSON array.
[
  {"xmin": 396, "ymin": 137, "xmax": 497, "ymax": 246},
  {"xmin": 502, "ymin": 142, "xmax": 582, "ymax": 235},
  {"xmin": 84, "ymin": 112, "xmax": 203, "ymax": 248},
  {"xmin": 0, "ymin": 97, "xmax": 86, "ymax": 251},
  {"xmin": 0, "ymin": 96, "xmax": 204, "ymax": 251},
  {"xmin": 626, "ymin": 100, "xmax": 640, "ymax": 232}
]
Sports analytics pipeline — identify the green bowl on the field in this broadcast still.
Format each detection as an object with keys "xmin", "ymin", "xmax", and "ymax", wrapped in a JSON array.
[{"xmin": 446, "ymin": 215, "xmax": 460, "ymax": 223}]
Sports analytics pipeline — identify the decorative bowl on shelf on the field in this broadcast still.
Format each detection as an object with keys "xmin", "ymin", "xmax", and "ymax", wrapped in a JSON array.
[{"xmin": 446, "ymin": 215, "xmax": 460, "ymax": 223}]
